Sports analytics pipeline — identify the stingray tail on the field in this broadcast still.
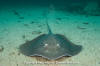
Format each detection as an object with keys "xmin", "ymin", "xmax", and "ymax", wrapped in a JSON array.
[
  {"xmin": 44, "ymin": 5, "xmax": 54, "ymax": 34},
  {"xmin": 46, "ymin": 21, "xmax": 52, "ymax": 34}
]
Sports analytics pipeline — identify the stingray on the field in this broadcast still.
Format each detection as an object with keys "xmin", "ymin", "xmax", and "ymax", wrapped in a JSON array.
[
  {"xmin": 19, "ymin": 20, "xmax": 82, "ymax": 60},
  {"xmin": 19, "ymin": 6, "xmax": 82, "ymax": 60}
]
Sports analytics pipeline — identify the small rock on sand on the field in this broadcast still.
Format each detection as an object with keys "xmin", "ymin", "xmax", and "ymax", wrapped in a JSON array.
[{"xmin": 0, "ymin": 45, "xmax": 4, "ymax": 52}]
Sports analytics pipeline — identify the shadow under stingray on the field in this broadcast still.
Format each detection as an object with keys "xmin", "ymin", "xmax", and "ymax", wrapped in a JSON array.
[{"xmin": 19, "ymin": 23, "xmax": 82, "ymax": 60}]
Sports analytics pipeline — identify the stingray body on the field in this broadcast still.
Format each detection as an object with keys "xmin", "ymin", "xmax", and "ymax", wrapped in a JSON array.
[{"xmin": 19, "ymin": 21, "xmax": 82, "ymax": 60}]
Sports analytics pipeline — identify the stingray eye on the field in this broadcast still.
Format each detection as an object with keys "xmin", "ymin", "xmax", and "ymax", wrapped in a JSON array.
[
  {"xmin": 57, "ymin": 44, "xmax": 60, "ymax": 48},
  {"xmin": 44, "ymin": 44, "xmax": 48, "ymax": 47}
]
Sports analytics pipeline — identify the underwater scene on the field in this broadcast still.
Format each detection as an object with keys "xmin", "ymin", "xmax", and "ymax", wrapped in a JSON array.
[{"xmin": 0, "ymin": 0, "xmax": 100, "ymax": 66}]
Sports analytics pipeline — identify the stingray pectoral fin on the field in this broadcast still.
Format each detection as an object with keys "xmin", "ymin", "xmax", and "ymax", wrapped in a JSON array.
[
  {"xmin": 55, "ymin": 34, "xmax": 82, "ymax": 56},
  {"xmin": 19, "ymin": 34, "xmax": 47, "ymax": 56},
  {"xmin": 69, "ymin": 45, "xmax": 82, "ymax": 56},
  {"xmin": 19, "ymin": 43, "xmax": 36, "ymax": 56}
]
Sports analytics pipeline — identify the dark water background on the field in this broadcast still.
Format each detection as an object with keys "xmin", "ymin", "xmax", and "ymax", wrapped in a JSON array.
[
  {"xmin": 0, "ymin": 0, "xmax": 100, "ymax": 6},
  {"xmin": 0, "ymin": 0, "xmax": 100, "ymax": 16}
]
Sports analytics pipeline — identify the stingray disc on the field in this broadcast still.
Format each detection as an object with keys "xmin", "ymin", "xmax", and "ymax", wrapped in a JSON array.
[{"xmin": 19, "ymin": 34, "xmax": 82, "ymax": 60}]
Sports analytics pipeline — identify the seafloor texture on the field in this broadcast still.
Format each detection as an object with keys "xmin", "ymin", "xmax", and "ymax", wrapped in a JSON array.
[{"xmin": 0, "ymin": 6, "xmax": 100, "ymax": 66}]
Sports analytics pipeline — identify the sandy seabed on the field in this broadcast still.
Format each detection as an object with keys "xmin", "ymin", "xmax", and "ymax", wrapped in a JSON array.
[{"xmin": 0, "ymin": 7, "xmax": 100, "ymax": 66}]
